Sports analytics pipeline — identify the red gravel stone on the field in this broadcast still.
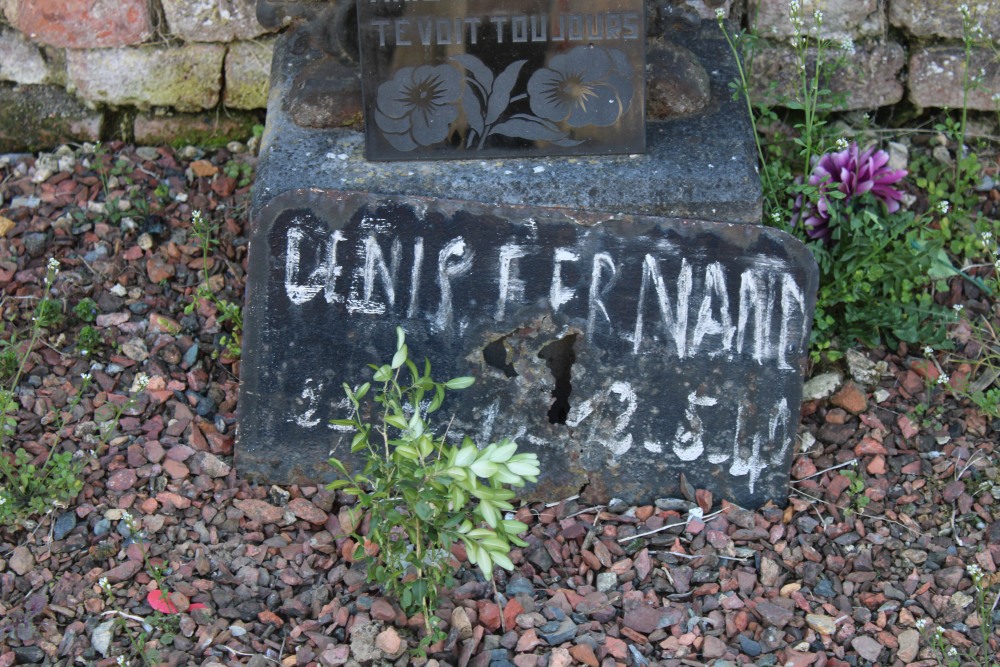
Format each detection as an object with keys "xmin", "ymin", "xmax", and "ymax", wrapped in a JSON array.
[
  {"xmin": 233, "ymin": 499, "xmax": 284, "ymax": 524},
  {"xmin": 106, "ymin": 468, "xmax": 137, "ymax": 491},
  {"xmin": 288, "ymin": 497, "xmax": 327, "ymax": 525}
]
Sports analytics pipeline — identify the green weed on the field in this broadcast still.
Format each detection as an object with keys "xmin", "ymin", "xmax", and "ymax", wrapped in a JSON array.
[{"xmin": 328, "ymin": 327, "xmax": 539, "ymax": 648}]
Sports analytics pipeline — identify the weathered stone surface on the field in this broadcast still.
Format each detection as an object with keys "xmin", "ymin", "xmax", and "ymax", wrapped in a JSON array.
[
  {"xmin": 3, "ymin": 0, "xmax": 151, "ymax": 48},
  {"xmin": 674, "ymin": 0, "xmax": 737, "ymax": 21},
  {"xmin": 286, "ymin": 56, "xmax": 364, "ymax": 129},
  {"xmin": 749, "ymin": 41, "xmax": 905, "ymax": 110},
  {"xmin": 133, "ymin": 111, "xmax": 260, "ymax": 147},
  {"xmin": 890, "ymin": 0, "xmax": 1000, "ymax": 40},
  {"xmin": 161, "ymin": 0, "xmax": 273, "ymax": 42},
  {"xmin": 238, "ymin": 190, "xmax": 816, "ymax": 508},
  {"xmin": 67, "ymin": 44, "xmax": 224, "ymax": 112},
  {"xmin": 646, "ymin": 39, "xmax": 710, "ymax": 120},
  {"xmin": 909, "ymin": 47, "xmax": 1000, "ymax": 112},
  {"xmin": 224, "ymin": 38, "xmax": 275, "ymax": 109},
  {"xmin": 750, "ymin": 0, "xmax": 883, "ymax": 40},
  {"xmin": 0, "ymin": 26, "xmax": 49, "ymax": 84},
  {"xmin": 0, "ymin": 84, "xmax": 101, "ymax": 152}
]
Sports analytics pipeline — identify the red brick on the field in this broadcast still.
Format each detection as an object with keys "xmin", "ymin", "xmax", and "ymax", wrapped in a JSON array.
[{"xmin": 8, "ymin": 0, "xmax": 151, "ymax": 48}]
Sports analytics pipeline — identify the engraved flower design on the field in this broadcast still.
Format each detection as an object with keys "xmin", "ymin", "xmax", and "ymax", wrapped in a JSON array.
[
  {"xmin": 526, "ymin": 46, "xmax": 634, "ymax": 128},
  {"xmin": 374, "ymin": 64, "xmax": 464, "ymax": 151}
]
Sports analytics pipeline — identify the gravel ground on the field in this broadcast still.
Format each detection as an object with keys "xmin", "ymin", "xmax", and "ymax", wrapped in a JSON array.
[{"xmin": 0, "ymin": 142, "xmax": 998, "ymax": 667}]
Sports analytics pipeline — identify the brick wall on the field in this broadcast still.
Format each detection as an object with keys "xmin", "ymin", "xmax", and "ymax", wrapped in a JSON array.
[
  {"xmin": 745, "ymin": 0, "xmax": 1000, "ymax": 111},
  {"xmin": 0, "ymin": 0, "xmax": 997, "ymax": 151}
]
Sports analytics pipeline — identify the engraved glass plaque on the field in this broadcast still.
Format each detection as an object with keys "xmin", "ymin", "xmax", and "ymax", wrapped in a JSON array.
[{"xmin": 357, "ymin": 0, "xmax": 646, "ymax": 160}]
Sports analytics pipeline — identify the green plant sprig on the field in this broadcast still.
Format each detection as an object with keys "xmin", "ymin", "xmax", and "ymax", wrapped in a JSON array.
[
  {"xmin": 328, "ymin": 327, "xmax": 539, "ymax": 642},
  {"xmin": 184, "ymin": 211, "xmax": 243, "ymax": 360}
]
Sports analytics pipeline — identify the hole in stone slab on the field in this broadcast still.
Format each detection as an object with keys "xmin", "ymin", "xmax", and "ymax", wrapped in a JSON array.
[
  {"xmin": 483, "ymin": 338, "xmax": 517, "ymax": 378},
  {"xmin": 538, "ymin": 334, "xmax": 578, "ymax": 425}
]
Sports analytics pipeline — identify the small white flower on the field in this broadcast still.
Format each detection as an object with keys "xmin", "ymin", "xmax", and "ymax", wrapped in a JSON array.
[
  {"xmin": 923, "ymin": 346, "xmax": 935, "ymax": 356},
  {"xmin": 937, "ymin": 374, "xmax": 950, "ymax": 386},
  {"xmin": 813, "ymin": 9, "xmax": 823, "ymax": 22},
  {"xmin": 134, "ymin": 373, "xmax": 150, "ymax": 391},
  {"xmin": 47, "ymin": 257, "xmax": 60, "ymax": 273},
  {"xmin": 715, "ymin": 7, "xmax": 725, "ymax": 19},
  {"xmin": 947, "ymin": 647, "xmax": 958, "ymax": 657},
  {"xmin": 835, "ymin": 137, "xmax": 850, "ymax": 151},
  {"xmin": 958, "ymin": 4, "xmax": 970, "ymax": 17},
  {"xmin": 116, "ymin": 656, "xmax": 128, "ymax": 667},
  {"xmin": 81, "ymin": 373, "xmax": 92, "ymax": 381},
  {"xmin": 982, "ymin": 231, "xmax": 993, "ymax": 242},
  {"xmin": 771, "ymin": 210, "xmax": 782, "ymax": 224},
  {"xmin": 839, "ymin": 36, "xmax": 855, "ymax": 54},
  {"xmin": 937, "ymin": 200, "xmax": 951, "ymax": 215},
  {"xmin": 953, "ymin": 304, "xmax": 964, "ymax": 312},
  {"xmin": 121, "ymin": 510, "xmax": 133, "ymax": 525},
  {"xmin": 0, "ymin": 495, "xmax": 6, "ymax": 506},
  {"xmin": 916, "ymin": 618, "xmax": 929, "ymax": 631}
]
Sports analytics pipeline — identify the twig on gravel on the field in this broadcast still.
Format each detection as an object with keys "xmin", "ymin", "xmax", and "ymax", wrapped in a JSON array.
[
  {"xmin": 955, "ymin": 449, "xmax": 986, "ymax": 481},
  {"xmin": 653, "ymin": 551, "xmax": 750, "ymax": 563},
  {"xmin": 617, "ymin": 509, "xmax": 723, "ymax": 544},
  {"xmin": 101, "ymin": 610, "xmax": 148, "ymax": 625},
  {"xmin": 220, "ymin": 645, "xmax": 280, "ymax": 663},
  {"xmin": 790, "ymin": 487, "xmax": 927, "ymax": 537},
  {"xmin": 544, "ymin": 494, "xmax": 580, "ymax": 508},
  {"xmin": 950, "ymin": 507, "xmax": 964, "ymax": 547},
  {"xmin": 565, "ymin": 505, "xmax": 606, "ymax": 519},
  {"xmin": 788, "ymin": 458, "xmax": 859, "ymax": 483}
]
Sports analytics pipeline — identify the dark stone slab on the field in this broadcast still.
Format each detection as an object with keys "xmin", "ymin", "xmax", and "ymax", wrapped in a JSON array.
[
  {"xmin": 253, "ymin": 16, "xmax": 761, "ymax": 222},
  {"xmin": 356, "ymin": 0, "xmax": 646, "ymax": 160},
  {"xmin": 237, "ymin": 189, "xmax": 817, "ymax": 508}
]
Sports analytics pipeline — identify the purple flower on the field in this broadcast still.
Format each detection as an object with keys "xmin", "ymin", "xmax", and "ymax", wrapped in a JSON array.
[{"xmin": 794, "ymin": 143, "xmax": 907, "ymax": 242}]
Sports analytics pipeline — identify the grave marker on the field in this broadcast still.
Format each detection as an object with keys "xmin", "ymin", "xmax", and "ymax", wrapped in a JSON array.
[
  {"xmin": 240, "ymin": 0, "xmax": 818, "ymax": 508},
  {"xmin": 239, "ymin": 189, "xmax": 817, "ymax": 508}
]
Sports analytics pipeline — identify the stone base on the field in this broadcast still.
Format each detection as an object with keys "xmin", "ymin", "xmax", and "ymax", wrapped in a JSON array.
[{"xmin": 252, "ymin": 19, "xmax": 762, "ymax": 224}]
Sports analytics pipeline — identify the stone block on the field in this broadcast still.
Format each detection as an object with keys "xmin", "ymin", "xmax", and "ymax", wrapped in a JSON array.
[
  {"xmin": 890, "ymin": 0, "xmax": 1000, "ymax": 40},
  {"xmin": 749, "ymin": 0, "xmax": 883, "ymax": 41},
  {"xmin": 0, "ymin": 83, "xmax": 101, "ymax": 152},
  {"xmin": 4, "ymin": 0, "xmax": 151, "ymax": 48},
  {"xmin": 0, "ymin": 25, "xmax": 49, "ymax": 84},
  {"xmin": 224, "ymin": 38, "xmax": 275, "ymax": 110},
  {"xmin": 133, "ymin": 111, "xmax": 261, "ymax": 147},
  {"xmin": 257, "ymin": 21, "xmax": 763, "ymax": 224},
  {"xmin": 238, "ymin": 190, "xmax": 816, "ymax": 508},
  {"xmin": 909, "ymin": 47, "xmax": 1000, "ymax": 111},
  {"xmin": 749, "ymin": 41, "xmax": 905, "ymax": 110},
  {"xmin": 161, "ymin": 0, "xmax": 274, "ymax": 42},
  {"xmin": 681, "ymin": 0, "xmax": 737, "ymax": 20},
  {"xmin": 67, "ymin": 44, "xmax": 225, "ymax": 112}
]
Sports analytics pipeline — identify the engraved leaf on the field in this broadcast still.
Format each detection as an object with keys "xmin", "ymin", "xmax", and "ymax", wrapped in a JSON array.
[
  {"xmin": 451, "ymin": 54, "xmax": 494, "ymax": 93},
  {"xmin": 463, "ymin": 86, "xmax": 485, "ymax": 141},
  {"xmin": 491, "ymin": 116, "xmax": 583, "ymax": 146},
  {"xmin": 485, "ymin": 60, "xmax": 527, "ymax": 125}
]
